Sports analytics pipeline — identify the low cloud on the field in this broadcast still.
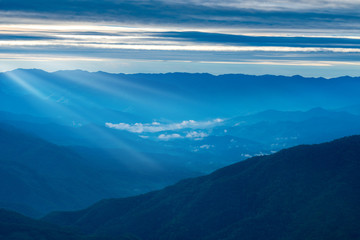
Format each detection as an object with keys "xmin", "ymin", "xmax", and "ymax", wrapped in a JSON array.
[
  {"xmin": 199, "ymin": 144, "xmax": 214, "ymax": 149},
  {"xmin": 186, "ymin": 131, "xmax": 209, "ymax": 140},
  {"xmin": 105, "ymin": 118, "xmax": 224, "ymax": 133},
  {"xmin": 158, "ymin": 133, "xmax": 183, "ymax": 141}
]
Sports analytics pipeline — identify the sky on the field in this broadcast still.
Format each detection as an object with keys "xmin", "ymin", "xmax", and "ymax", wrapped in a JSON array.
[{"xmin": 0, "ymin": 0, "xmax": 360, "ymax": 77}]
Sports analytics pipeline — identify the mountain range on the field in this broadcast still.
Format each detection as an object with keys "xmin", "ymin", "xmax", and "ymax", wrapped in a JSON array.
[
  {"xmin": 0, "ymin": 124, "xmax": 198, "ymax": 217},
  {"xmin": 1, "ymin": 135, "xmax": 358, "ymax": 240},
  {"xmin": 2, "ymin": 69, "xmax": 360, "ymax": 218},
  {"xmin": 2, "ymin": 69, "xmax": 360, "ymax": 122}
]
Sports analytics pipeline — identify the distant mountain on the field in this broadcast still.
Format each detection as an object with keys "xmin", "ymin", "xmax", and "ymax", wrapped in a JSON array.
[
  {"xmin": 336, "ymin": 104, "xmax": 360, "ymax": 115},
  {"xmin": 44, "ymin": 135, "xmax": 360, "ymax": 240},
  {"xmin": 229, "ymin": 107, "xmax": 355, "ymax": 125},
  {"xmin": 2, "ymin": 69, "xmax": 360, "ymax": 122},
  {"xmin": 2, "ymin": 69, "xmax": 360, "ymax": 170},
  {"xmin": 0, "ymin": 124, "xmax": 122, "ymax": 217},
  {"xmin": 0, "ymin": 110, "xmax": 267, "ymax": 173},
  {"xmin": 216, "ymin": 108, "xmax": 360, "ymax": 150},
  {"xmin": 0, "ymin": 124, "xmax": 198, "ymax": 217}
]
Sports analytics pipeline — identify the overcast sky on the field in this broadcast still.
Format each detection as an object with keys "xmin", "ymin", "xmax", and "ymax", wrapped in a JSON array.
[{"xmin": 0, "ymin": 0, "xmax": 359, "ymax": 76}]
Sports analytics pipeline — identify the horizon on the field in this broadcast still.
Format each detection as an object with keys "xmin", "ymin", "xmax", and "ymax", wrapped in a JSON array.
[
  {"xmin": 1, "ymin": 68, "xmax": 360, "ymax": 79},
  {"xmin": 0, "ymin": 0, "xmax": 360, "ymax": 77}
]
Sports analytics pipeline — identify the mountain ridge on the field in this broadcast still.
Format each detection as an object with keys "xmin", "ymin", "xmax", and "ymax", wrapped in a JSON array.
[
  {"xmin": 43, "ymin": 135, "xmax": 360, "ymax": 240},
  {"xmin": 0, "ymin": 124, "xmax": 198, "ymax": 217},
  {"xmin": 4, "ymin": 68, "xmax": 360, "ymax": 79}
]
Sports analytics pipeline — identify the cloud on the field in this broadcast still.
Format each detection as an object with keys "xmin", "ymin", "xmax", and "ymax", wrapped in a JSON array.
[
  {"xmin": 2, "ymin": 0, "xmax": 360, "ymax": 22},
  {"xmin": 158, "ymin": 133, "xmax": 182, "ymax": 141},
  {"xmin": 3, "ymin": 40, "xmax": 360, "ymax": 53},
  {"xmin": 186, "ymin": 131, "xmax": 209, "ymax": 140},
  {"xmin": 105, "ymin": 119, "xmax": 224, "ymax": 133},
  {"xmin": 0, "ymin": 34, "xmax": 58, "ymax": 40},
  {"xmin": 165, "ymin": 0, "xmax": 360, "ymax": 12},
  {"xmin": 199, "ymin": 144, "xmax": 214, "ymax": 149},
  {"xmin": 1, "ymin": 0, "xmax": 360, "ymax": 32},
  {"xmin": 1, "ymin": 22, "xmax": 360, "ymax": 69},
  {"xmin": 1, "ymin": 1, "xmax": 360, "ymax": 76},
  {"xmin": 157, "ymin": 31, "xmax": 360, "ymax": 49}
]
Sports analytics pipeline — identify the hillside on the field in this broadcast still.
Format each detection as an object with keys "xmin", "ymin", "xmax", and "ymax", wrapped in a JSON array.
[
  {"xmin": 0, "ymin": 209, "xmax": 88, "ymax": 240},
  {"xmin": 0, "ymin": 124, "xmax": 197, "ymax": 217},
  {"xmin": 0, "ymin": 209, "xmax": 141, "ymax": 240},
  {"xmin": 44, "ymin": 135, "xmax": 360, "ymax": 240}
]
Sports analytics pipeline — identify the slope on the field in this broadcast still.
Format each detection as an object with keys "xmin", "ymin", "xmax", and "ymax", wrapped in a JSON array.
[
  {"xmin": 0, "ymin": 124, "xmax": 197, "ymax": 217},
  {"xmin": 44, "ymin": 135, "xmax": 360, "ymax": 240},
  {"xmin": 0, "ymin": 208, "xmax": 140, "ymax": 240}
]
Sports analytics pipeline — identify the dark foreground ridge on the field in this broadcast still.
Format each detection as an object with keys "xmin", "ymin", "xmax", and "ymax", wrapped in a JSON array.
[
  {"xmin": 0, "ymin": 208, "xmax": 100, "ymax": 240},
  {"xmin": 43, "ymin": 135, "xmax": 360, "ymax": 240}
]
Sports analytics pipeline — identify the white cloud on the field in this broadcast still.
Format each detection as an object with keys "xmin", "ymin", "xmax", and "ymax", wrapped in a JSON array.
[
  {"xmin": 1, "ymin": 20, "xmax": 360, "ymax": 76},
  {"xmin": 166, "ymin": 0, "xmax": 360, "ymax": 11},
  {"xmin": 4, "ymin": 39, "xmax": 360, "ymax": 53},
  {"xmin": 185, "ymin": 131, "xmax": 209, "ymax": 140},
  {"xmin": 199, "ymin": 144, "xmax": 214, "ymax": 149},
  {"xmin": 105, "ymin": 118, "xmax": 224, "ymax": 133},
  {"xmin": 241, "ymin": 153, "xmax": 252, "ymax": 158},
  {"xmin": 158, "ymin": 133, "xmax": 183, "ymax": 141}
]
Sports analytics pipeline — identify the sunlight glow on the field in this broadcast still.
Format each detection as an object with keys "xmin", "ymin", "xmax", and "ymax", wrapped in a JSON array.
[
  {"xmin": 5, "ymin": 71, "xmax": 47, "ymax": 99},
  {"xmin": 3, "ymin": 69, "xmax": 162, "ymax": 170}
]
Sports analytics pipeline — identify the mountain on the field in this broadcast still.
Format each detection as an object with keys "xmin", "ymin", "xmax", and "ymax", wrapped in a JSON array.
[
  {"xmin": 0, "ymin": 110, "xmax": 267, "ymax": 173},
  {"xmin": 2, "ymin": 69, "xmax": 360, "ymax": 172},
  {"xmin": 0, "ymin": 124, "xmax": 125, "ymax": 217},
  {"xmin": 44, "ymin": 135, "xmax": 360, "ymax": 240},
  {"xmin": 0, "ymin": 124, "xmax": 198, "ymax": 217},
  {"xmin": 2, "ymin": 69, "xmax": 360, "ymax": 122},
  {"xmin": 336, "ymin": 104, "xmax": 360, "ymax": 115},
  {"xmin": 229, "ymin": 107, "xmax": 354, "ymax": 125},
  {"xmin": 0, "ymin": 209, "xmax": 138, "ymax": 240},
  {"xmin": 0, "ymin": 209, "xmax": 89, "ymax": 240},
  {"xmin": 3, "ymin": 69, "xmax": 360, "ymax": 222},
  {"xmin": 217, "ymin": 108, "xmax": 360, "ymax": 150}
]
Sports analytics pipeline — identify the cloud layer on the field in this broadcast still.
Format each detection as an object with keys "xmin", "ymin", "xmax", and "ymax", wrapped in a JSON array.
[
  {"xmin": 0, "ymin": 0, "xmax": 360, "ymax": 76},
  {"xmin": 1, "ymin": 0, "xmax": 360, "ymax": 23},
  {"xmin": 106, "ymin": 119, "xmax": 224, "ymax": 133},
  {"xmin": 158, "ymin": 133, "xmax": 183, "ymax": 141}
]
